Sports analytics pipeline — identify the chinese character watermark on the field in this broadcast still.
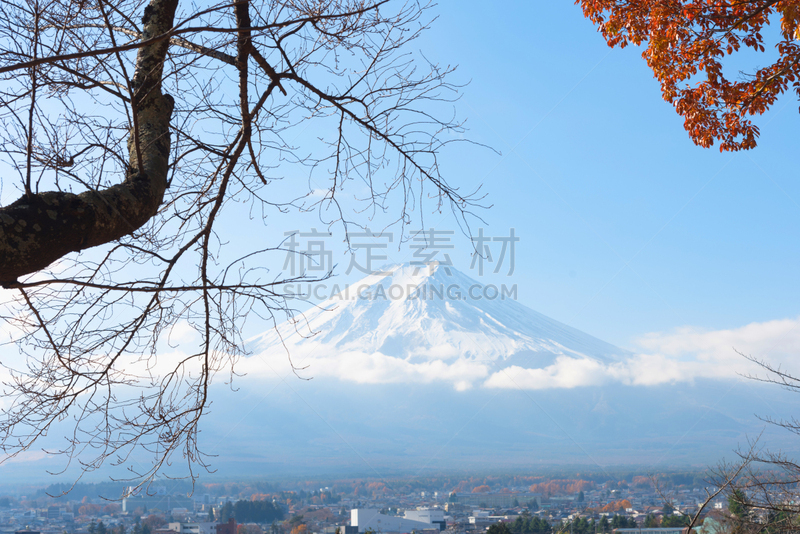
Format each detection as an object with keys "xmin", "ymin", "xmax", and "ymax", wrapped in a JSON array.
[
  {"xmin": 283, "ymin": 228, "xmax": 334, "ymax": 276},
  {"xmin": 281, "ymin": 227, "xmax": 520, "ymax": 301},
  {"xmin": 470, "ymin": 228, "xmax": 518, "ymax": 276},
  {"xmin": 345, "ymin": 228, "xmax": 393, "ymax": 275}
]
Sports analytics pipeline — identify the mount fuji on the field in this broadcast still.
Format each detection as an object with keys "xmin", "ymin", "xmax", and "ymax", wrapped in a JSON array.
[
  {"xmin": 168, "ymin": 262, "xmax": 798, "ymax": 476},
  {"xmin": 3, "ymin": 263, "xmax": 796, "ymax": 483},
  {"xmin": 245, "ymin": 263, "xmax": 630, "ymax": 390}
]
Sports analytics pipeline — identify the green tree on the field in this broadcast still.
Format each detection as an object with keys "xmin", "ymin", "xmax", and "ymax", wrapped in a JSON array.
[
  {"xmin": 488, "ymin": 523, "xmax": 513, "ymax": 534},
  {"xmin": 564, "ymin": 517, "xmax": 594, "ymax": 534},
  {"xmin": 644, "ymin": 514, "xmax": 659, "ymax": 528},
  {"xmin": 662, "ymin": 515, "xmax": 690, "ymax": 528},
  {"xmin": 228, "ymin": 499, "xmax": 283, "ymax": 523},
  {"xmin": 728, "ymin": 490, "xmax": 749, "ymax": 519},
  {"xmin": 765, "ymin": 509, "xmax": 792, "ymax": 534},
  {"xmin": 726, "ymin": 489, "xmax": 754, "ymax": 534},
  {"xmin": 611, "ymin": 515, "xmax": 636, "ymax": 529},
  {"xmin": 577, "ymin": 491, "xmax": 584, "ymax": 503}
]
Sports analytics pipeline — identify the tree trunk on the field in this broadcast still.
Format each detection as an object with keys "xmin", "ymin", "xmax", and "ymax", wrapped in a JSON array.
[{"xmin": 0, "ymin": 0, "xmax": 179, "ymax": 287}]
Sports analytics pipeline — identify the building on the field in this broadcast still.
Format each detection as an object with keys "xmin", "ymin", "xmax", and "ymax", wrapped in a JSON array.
[
  {"xmin": 403, "ymin": 509, "xmax": 445, "ymax": 531},
  {"xmin": 216, "ymin": 518, "xmax": 236, "ymax": 534},
  {"xmin": 351, "ymin": 509, "xmax": 440, "ymax": 534},
  {"xmin": 443, "ymin": 503, "xmax": 468, "ymax": 514},
  {"xmin": 453, "ymin": 494, "xmax": 539, "ymax": 508},
  {"xmin": 468, "ymin": 511, "xmax": 511, "ymax": 530},
  {"xmin": 614, "ymin": 528, "xmax": 688, "ymax": 534},
  {"xmin": 122, "ymin": 495, "xmax": 195, "ymax": 513},
  {"xmin": 166, "ymin": 523, "xmax": 217, "ymax": 534}
]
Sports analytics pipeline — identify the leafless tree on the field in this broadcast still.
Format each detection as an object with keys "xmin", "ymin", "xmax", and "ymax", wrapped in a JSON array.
[
  {"xmin": 0, "ymin": 0, "xmax": 481, "ymax": 489},
  {"xmin": 651, "ymin": 354, "xmax": 800, "ymax": 534},
  {"xmin": 650, "ymin": 452, "xmax": 756, "ymax": 534},
  {"xmin": 713, "ymin": 355, "xmax": 800, "ymax": 534}
]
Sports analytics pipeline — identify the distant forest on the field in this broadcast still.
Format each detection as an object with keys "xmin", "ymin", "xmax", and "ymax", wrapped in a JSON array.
[
  {"xmin": 219, "ymin": 500, "xmax": 284, "ymax": 523},
  {"xmin": 489, "ymin": 514, "xmax": 640, "ymax": 534},
  {"xmin": 13, "ymin": 469, "xmax": 710, "ymax": 504}
]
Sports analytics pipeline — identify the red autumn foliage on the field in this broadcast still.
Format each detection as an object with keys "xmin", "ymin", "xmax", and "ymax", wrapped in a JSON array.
[
  {"xmin": 577, "ymin": 0, "xmax": 800, "ymax": 151},
  {"xmin": 529, "ymin": 479, "xmax": 595, "ymax": 495},
  {"xmin": 78, "ymin": 504, "xmax": 102, "ymax": 516},
  {"xmin": 600, "ymin": 499, "xmax": 632, "ymax": 513}
]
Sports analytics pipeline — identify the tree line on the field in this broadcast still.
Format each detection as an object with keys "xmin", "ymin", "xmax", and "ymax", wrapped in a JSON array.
[
  {"xmin": 219, "ymin": 500, "xmax": 284, "ymax": 523},
  {"xmin": 562, "ymin": 515, "xmax": 638, "ymax": 534},
  {"xmin": 489, "ymin": 513, "xmax": 638, "ymax": 534}
]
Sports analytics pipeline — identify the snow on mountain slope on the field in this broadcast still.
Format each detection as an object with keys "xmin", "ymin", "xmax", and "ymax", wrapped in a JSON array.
[{"xmin": 244, "ymin": 263, "xmax": 629, "ymax": 388}]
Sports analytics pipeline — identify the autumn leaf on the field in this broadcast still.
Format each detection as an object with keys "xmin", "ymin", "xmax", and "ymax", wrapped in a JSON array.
[{"xmin": 577, "ymin": 0, "xmax": 800, "ymax": 151}]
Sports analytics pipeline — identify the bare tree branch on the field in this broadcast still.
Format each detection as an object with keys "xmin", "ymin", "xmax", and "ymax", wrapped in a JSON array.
[{"xmin": 0, "ymin": 0, "xmax": 483, "ymax": 490}]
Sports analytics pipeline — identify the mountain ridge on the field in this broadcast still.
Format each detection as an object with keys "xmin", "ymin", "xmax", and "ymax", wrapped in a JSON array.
[{"xmin": 248, "ymin": 263, "xmax": 629, "ymax": 385}]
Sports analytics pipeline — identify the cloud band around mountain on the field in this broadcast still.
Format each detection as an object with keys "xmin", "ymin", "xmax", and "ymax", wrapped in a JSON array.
[{"xmin": 243, "ymin": 315, "xmax": 800, "ymax": 391}]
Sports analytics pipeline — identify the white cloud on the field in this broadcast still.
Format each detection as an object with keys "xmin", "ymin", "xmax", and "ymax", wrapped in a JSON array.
[
  {"xmin": 164, "ymin": 320, "xmax": 198, "ymax": 345},
  {"xmin": 484, "ymin": 358, "xmax": 609, "ymax": 390},
  {"xmin": 242, "ymin": 316, "xmax": 800, "ymax": 391},
  {"xmin": 635, "ymin": 317, "xmax": 800, "ymax": 367},
  {"xmin": 482, "ymin": 317, "xmax": 800, "ymax": 390},
  {"xmin": 0, "ymin": 449, "xmax": 51, "ymax": 464},
  {"xmin": 240, "ymin": 343, "xmax": 492, "ymax": 390},
  {"xmin": 482, "ymin": 354, "xmax": 709, "ymax": 390},
  {"xmin": 3, "ymin": 312, "xmax": 796, "ymax": 394},
  {"xmin": 242, "ymin": 343, "xmax": 695, "ymax": 391},
  {"xmin": 309, "ymin": 188, "xmax": 331, "ymax": 198}
]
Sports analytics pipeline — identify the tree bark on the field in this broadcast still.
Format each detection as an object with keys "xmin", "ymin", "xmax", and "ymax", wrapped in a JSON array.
[{"xmin": 0, "ymin": 0, "xmax": 179, "ymax": 287}]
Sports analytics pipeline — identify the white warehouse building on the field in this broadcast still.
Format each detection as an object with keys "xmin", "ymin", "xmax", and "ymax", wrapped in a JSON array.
[
  {"xmin": 403, "ymin": 509, "xmax": 444, "ymax": 528},
  {"xmin": 351, "ymin": 509, "xmax": 444, "ymax": 533},
  {"xmin": 166, "ymin": 523, "xmax": 218, "ymax": 534}
]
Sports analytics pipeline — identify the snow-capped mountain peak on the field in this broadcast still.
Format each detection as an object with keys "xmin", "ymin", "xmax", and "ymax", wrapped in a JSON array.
[{"xmin": 246, "ymin": 263, "xmax": 628, "ymax": 387}]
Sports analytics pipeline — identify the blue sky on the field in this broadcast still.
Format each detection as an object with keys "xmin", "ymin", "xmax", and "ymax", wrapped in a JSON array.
[
  {"xmin": 1, "ymin": 0, "xmax": 797, "ymax": 370},
  {"xmin": 224, "ymin": 0, "xmax": 800, "ymax": 355},
  {"xmin": 201, "ymin": 0, "xmax": 800, "ymax": 385},
  {"xmin": 378, "ymin": 0, "xmax": 800, "ymax": 349},
  {"xmin": 2, "ymin": 1, "xmax": 799, "ymax": 480}
]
